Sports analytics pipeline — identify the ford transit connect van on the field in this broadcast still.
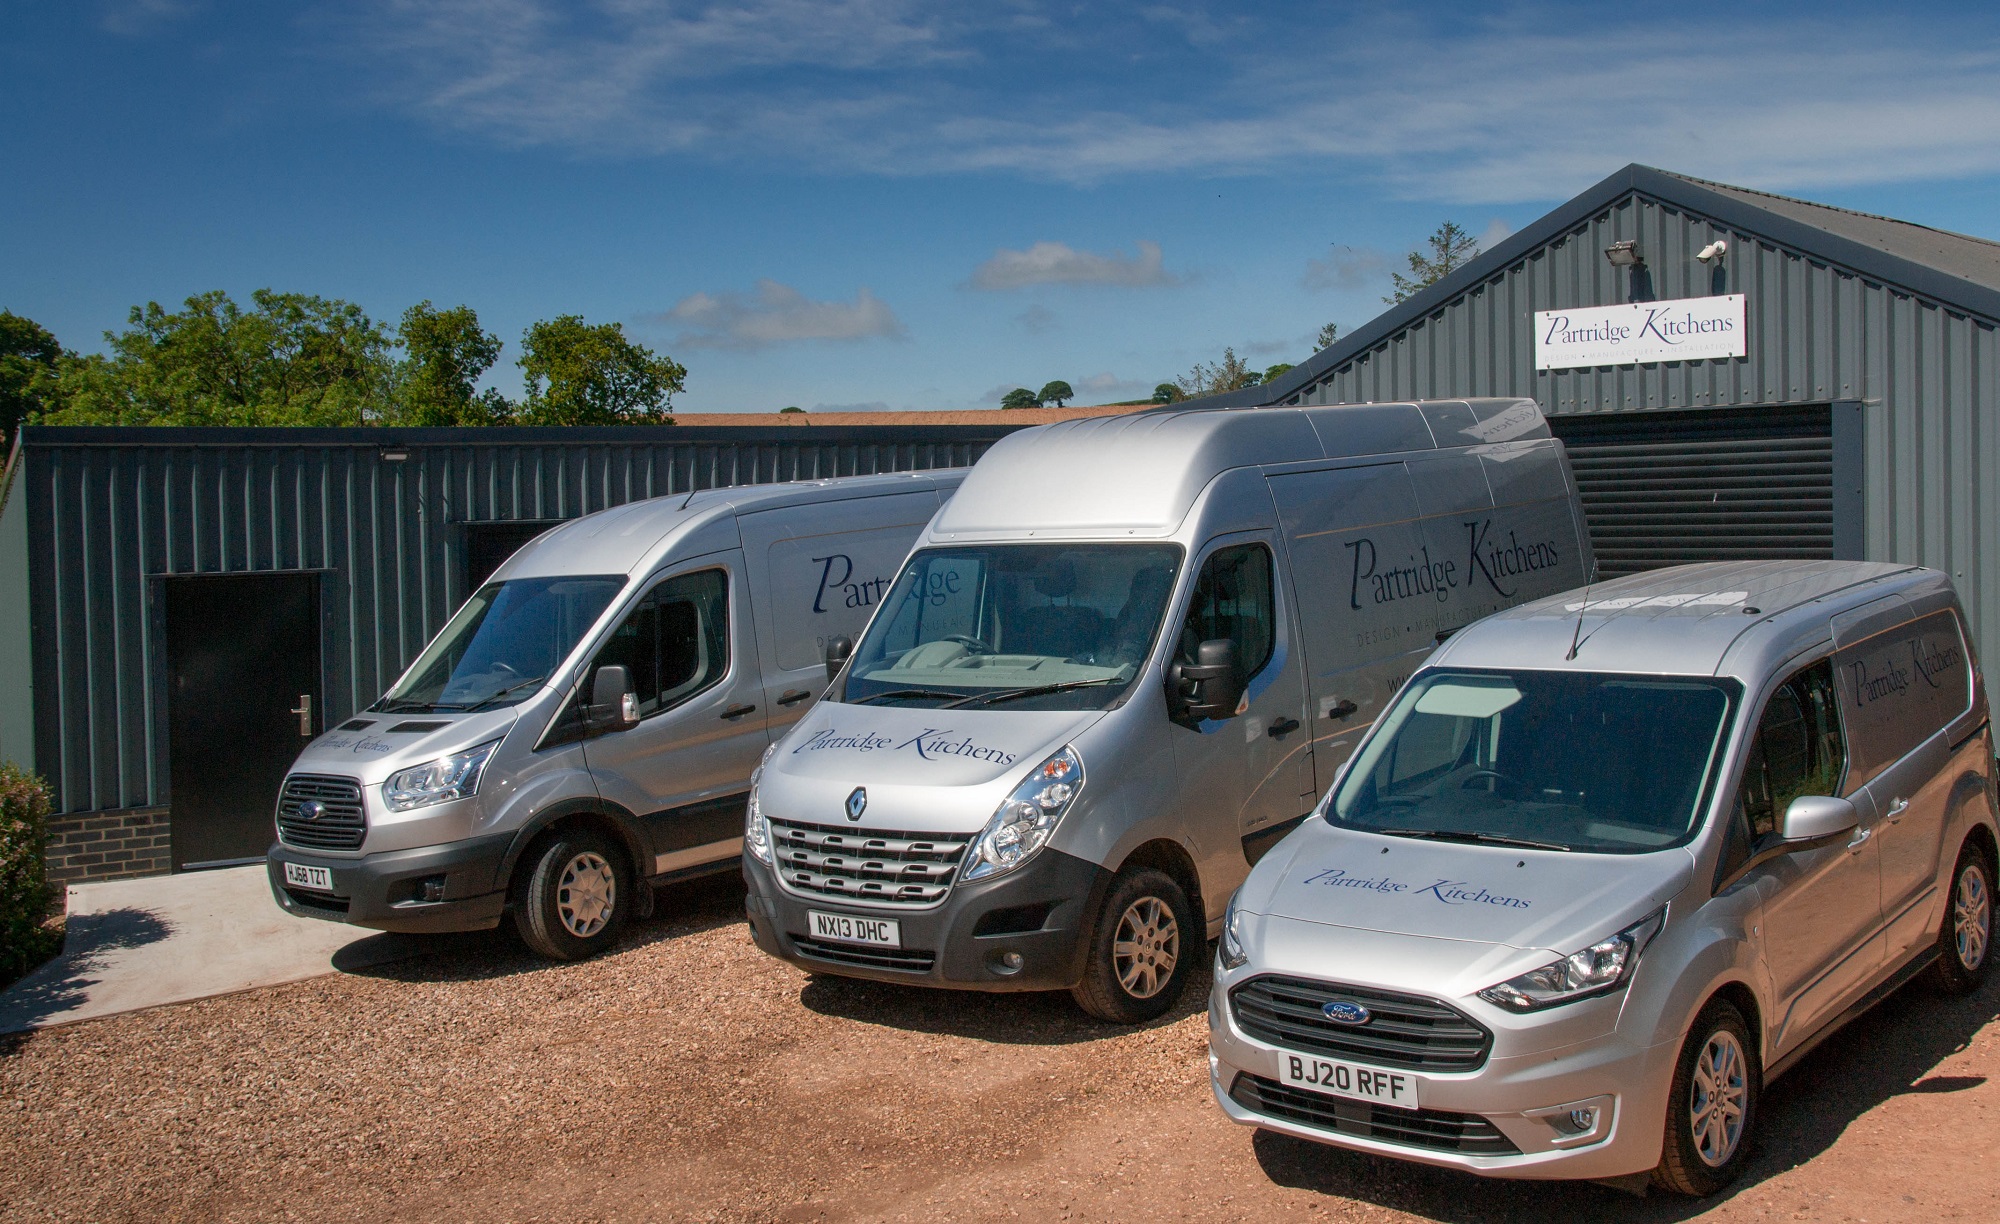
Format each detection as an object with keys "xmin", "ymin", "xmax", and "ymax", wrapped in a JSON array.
[
  {"xmin": 742, "ymin": 399, "xmax": 1592, "ymax": 1020},
  {"xmin": 1210, "ymin": 560, "xmax": 1997, "ymax": 1195},
  {"xmin": 266, "ymin": 471, "xmax": 963, "ymax": 959}
]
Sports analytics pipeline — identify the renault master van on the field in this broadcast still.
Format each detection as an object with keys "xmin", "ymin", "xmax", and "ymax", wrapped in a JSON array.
[
  {"xmin": 742, "ymin": 399, "xmax": 1592, "ymax": 1020},
  {"xmin": 266, "ymin": 471, "xmax": 963, "ymax": 960},
  {"xmin": 1211, "ymin": 560, "xmax": 1997, "ymax": 1196}
]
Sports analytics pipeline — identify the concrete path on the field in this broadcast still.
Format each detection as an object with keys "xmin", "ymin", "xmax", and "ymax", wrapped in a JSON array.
[{"xmin": 0, "ymin": 864, "xmax": 437, "ymax": 1033}]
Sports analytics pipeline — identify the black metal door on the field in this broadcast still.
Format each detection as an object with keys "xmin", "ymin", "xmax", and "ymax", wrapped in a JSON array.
[
  {"xmin": 1548, "ymin": 404, "xmax": 1834, "ymax": 578},
  {"xmin": 164, "ymin": 573, "xmax": 322, "ymax": 870}
]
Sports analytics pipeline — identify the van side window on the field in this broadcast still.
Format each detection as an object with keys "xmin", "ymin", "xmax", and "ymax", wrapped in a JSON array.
[
  {"xmin": 1730, "ymin": 659, "xmax": 1847, "ymax": 853},
  {"xmin": 591, "ymin": 568, "xmax": 729, "ymax": 717},
  {"xmin": 1178, "ymin": 545, "xmax": 1276, "ymax": 676}
]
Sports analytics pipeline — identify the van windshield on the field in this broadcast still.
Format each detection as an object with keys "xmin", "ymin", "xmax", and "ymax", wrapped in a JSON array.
[
  {"xmin": 837, "ymin": 544, "xmax": 1183, "ymax": 712},
  {"xmin": 375, "ymin": 576, "xmax": 626, "ymax": 712},
  {"xmin": 1327, "ymin": 669, "xmax": 1739, "ymax": 853}
]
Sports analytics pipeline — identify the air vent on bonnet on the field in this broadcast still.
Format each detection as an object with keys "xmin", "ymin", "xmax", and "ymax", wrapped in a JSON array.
[
  {"xmin": 338, "ymin": 719, "xmax": 375, "ymax": 731},
  {"xmin": 386, "ymin": 721, "xmax": 449, "ymax": 734}
]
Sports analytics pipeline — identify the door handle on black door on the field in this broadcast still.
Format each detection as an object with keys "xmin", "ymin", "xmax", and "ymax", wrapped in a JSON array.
[
  {"xmin": 721, "ymin": 704, "xmax": 758, "ymax": 720},
  {"xmin": 1267, "ymin": 717, "xmax": 1301, "ymax": 739},
  {"xmin": 290, "ymin": 694, "xmax": 313, "ymax": 737},
  {"xmin": 777, "ymin": 689, "xmax": 814, "ymax": 707}
]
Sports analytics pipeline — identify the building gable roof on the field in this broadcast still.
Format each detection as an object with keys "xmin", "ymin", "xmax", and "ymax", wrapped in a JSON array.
[{"xmin": 1202, "ymin": 164, "xmax": 2000, "ymax": 411}]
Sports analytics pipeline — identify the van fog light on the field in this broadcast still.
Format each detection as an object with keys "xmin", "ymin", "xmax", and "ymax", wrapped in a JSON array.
[
  {"xmin": 419, "ymin": 875, "xmax": 447, "ymax": 903},
  {"xmin": 990, "ymin": 950, "xmax": 1024, "ymax": 975},
  {"xmin": 1559, "ymin": 1108, "xmax": 1595, "ymax": 1135},
  {"xmin": 1528, "ymin": 1095, "xmax": 1613, "ymax": 1145}
]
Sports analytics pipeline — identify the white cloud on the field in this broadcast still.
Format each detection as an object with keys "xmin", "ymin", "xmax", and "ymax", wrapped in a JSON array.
[
  {"xmin": 346, "ymin": 4, "xmax": 2000, "ymax": 202},
  {"xmin": 1478, "ymin": 218, "xmax": 1514, "ymax": 251},
  {"xmin": 1303, "ymin": 245, "xmax": 1391, "ymax": 292},
  {"xmin": 660, "ymin": 280, "xmax": 906, "ymax": 350},
  {"xmin": 969, "ymin": 241, "xmax": 1176, "ymax": 290},
  {"xmin": 1014, "ymin": 305, "xmax": 1058, "ymax": 333}
]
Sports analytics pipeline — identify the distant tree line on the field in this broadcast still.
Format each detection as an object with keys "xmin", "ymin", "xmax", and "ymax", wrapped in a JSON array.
[
  {"xmin": 0, "ymin": 291, "xmax": 686, "ymax": 442},
  {"xmin": 999, "ymin": 380, "xmax": 1074, "ymax": 409}
]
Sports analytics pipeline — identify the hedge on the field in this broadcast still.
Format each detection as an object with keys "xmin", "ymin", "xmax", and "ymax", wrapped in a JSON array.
[{"xmin": 0, "ymin": 763, "xmax": 57, "ymax": 983}]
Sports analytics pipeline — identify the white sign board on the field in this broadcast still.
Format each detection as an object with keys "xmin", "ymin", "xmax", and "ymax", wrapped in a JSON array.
[{"xmin": 1535, "ymin": 294, "xmax": 1746, "ymax": 370}]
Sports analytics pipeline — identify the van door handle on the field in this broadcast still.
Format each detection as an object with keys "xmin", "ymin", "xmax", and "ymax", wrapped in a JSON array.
[
  {"xmin": 777, "ymin": 689, "xmax": 813, "ymax": 707},
  {"xmin": 1886, "ymin": 798, "xmax": 1909, "ymax": 823},
  {"xmin": 1267, "ymin": 718, "xmax": 1301, "ymax": 739},
  {"xmin": 1325, "ymin": 699, "xmax": 1358, "ymax": 721},
  {"xmin": 290, "ymin": 694, "xmax": 313, "ymax": 737},
  {"xmin": 1846, "ymin": 825, "xmax": 1873, "ymax": 854},
  {"xmin": 720, "ymin": 704, "xmax": 758, "ymax": 720}
]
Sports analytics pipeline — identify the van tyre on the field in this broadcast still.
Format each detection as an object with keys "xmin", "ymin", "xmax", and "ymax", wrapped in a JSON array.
[
  {"xmin": 1070, "ymin": 868, "xmax": 1195, "ymax": 1024},
  {"xmin": 1653, "ymin": 999, "xmax": 1758, "ymax": 1197},
  {"xmin": 1928, "ymin": 839, "xmax": 1994, "ymax": 995},
  {"xmin": 513, "ymin": 829, "xmax": 630, "ymax": 961}
]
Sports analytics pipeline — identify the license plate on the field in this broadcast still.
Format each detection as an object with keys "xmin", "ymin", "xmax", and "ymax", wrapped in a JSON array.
[
  {"xmin": 1278, "ymin": 1051, "xmax": 1421, "ymax": 1110},
  {"xmin": 808, "ymin": 910, "xmax": 901, "ymax": 947},
  {"xmin": 284, "ymin": 862, "xmax": 333, "ymax": 891}
]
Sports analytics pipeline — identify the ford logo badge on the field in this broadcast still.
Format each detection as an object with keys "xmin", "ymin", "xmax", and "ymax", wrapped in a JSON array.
[
  {"xmin": 845, "ymin": 787, "xmax": 867, "ymax": 821},
  {"xmin": 1321, "ymin": 1000, "xmax": 1371, "ymax": 1026},
  {"xmin": 297, "ymin": 800, "xmax": 325, "ymax": 822}
]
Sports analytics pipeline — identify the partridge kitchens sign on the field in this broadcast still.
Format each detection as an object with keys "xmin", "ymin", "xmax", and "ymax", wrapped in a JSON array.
[{"xmin": 1534, "ymin": 294, "xmax": 1746, "ymax": 370}]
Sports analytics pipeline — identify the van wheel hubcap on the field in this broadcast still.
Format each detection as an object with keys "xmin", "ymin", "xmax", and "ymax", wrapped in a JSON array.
[
  {"xmin": 1955, "ymin": 863, "xmax": 1990, "ymax": 971},
  {"xmin": 1113, "ymin": 897, "xmax": 1179, "ymax": 999},
  {"xmin": 556, "ymin": 852, "xmax": 616, "ymax": 938},
  {"xmin": 1690, "ymin": 1029, "xmax": 1747, "ymax": 1168}
]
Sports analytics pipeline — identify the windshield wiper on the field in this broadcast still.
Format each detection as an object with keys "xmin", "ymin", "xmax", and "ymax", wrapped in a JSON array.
[
  {"xmin": 462, "ymin": 675, "xmax": 550, "ymax": 711},
  {"xmin": 847, "ymin": 688, "xmax": 967, "ymax": 706},
  {"xmin": 1371, "ymin": 828, "xmax": 1572, "ymax": 852},
  {"xmin": 946, "ymin": 678, "xmax": 1122, "ymax": 708},
  {"xmin": 371, "ymin": 698, "xmax": 434, "ymax": 713}
]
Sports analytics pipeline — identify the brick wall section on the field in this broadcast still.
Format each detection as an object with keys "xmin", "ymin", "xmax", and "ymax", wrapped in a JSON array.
[{"xmin": 46, "ymin": 806, "xmax": 172, "ymax": 886}]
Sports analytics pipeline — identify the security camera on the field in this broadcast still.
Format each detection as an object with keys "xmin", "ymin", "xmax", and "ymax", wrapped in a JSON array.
[{"xmin": 1696, "ymin": 240, "xmax": 1728, "ymax": 264}]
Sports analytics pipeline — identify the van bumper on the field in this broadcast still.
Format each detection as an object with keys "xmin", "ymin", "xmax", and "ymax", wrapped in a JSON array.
[
  {"xmin": 266, "ymin": 835, "xmax": 512, "ymax": 934},
  {"xmin": 742, "ymin": 848, "xmax": 1111, "ymax": 992}
]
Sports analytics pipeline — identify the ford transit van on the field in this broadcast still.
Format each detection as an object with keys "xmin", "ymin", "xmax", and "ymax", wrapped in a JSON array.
[
  {"xmin": 266, "ymin": 471, "xmax": 963, "ymax": 959},
  {"xmin": 1210, "ymin": 560, "xmax": 1997, "ymax": 1195},
  {"xmin": 742, "ymin": 399, "xmax": 1592, "ymax": 1020}
]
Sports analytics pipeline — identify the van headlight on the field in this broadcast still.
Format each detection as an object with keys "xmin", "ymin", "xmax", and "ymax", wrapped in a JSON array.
[
  {"xmin": 383, "ymin": 739, "xmax": 501, "ymax": 812},
  {"xmin": 1219, "ymin": 894, "xmax": 1249, "ymax": 971},
  {"xmin": 963, "ymin": 746, "xmax": 1083, "ymax": 882},
  {"xmin": 1477, "ymin": 909, "xmax": 1665, "ymax": 1012},
  {"xmin": 745, "ymin": 743, "xmax": 778, "ymax": 865}
]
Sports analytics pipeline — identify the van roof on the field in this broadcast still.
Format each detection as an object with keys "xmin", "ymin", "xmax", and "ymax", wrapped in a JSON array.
[
  {"xmin": 499, "ymin": 470, "xmax": 965, "ymax": 580},
  {"xmin": 932, "ymin": 398, "xmax": 1549, "ymax": 538},
  {"xmin": 1433, "ymin": 559, "xmax": 1937, "ymax": 680}
]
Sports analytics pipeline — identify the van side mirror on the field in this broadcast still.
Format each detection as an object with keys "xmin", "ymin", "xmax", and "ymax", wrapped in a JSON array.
[
  {"xmin": 1781, "ymin": 794, "xmax": 1858, "ymax": 844},
  {"xmin": 589, "ymin": 665, "xmax": 640, "ymax": 733},
  {"xmin": 824, "ymin": 635, "xmax": 854, "ymax": 685},
  {"xmin": 1170, "ymin": 638, "xmax": 1245, "ymax": 724}
]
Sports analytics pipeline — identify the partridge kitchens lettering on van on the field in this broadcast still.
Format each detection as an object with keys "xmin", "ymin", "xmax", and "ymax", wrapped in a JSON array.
[{"xmin": 1347, "ymin": 520, "xmax": 1563, "ymax": 610}]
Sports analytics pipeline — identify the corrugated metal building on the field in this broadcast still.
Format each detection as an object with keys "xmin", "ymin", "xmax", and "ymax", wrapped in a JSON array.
[
  {"xmin": 0, "ymin": 425, "xmax": 1008, "ymax": 882},
  {"xmin": 1208, "ymin": 163, "xmax": 2000, "ymax": 696}
]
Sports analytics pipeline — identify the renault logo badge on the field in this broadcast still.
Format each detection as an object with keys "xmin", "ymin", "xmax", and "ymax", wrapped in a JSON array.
[
  {"xmin": 845, "ymin": 787, "xmax": 867, "ymax": 821},
  {"xmin": 297, "ymin": 800, "xmax": 325, "ymax": 822},
  {"xmin": 1321, "ymin": 1000, "xmax": 1371, "ymax": 1026}
]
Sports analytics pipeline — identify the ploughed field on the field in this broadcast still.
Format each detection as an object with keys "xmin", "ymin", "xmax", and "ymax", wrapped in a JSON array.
[{"xmin": 5, "ymin": 874, "xmax": 1999, "ymax": 1223}]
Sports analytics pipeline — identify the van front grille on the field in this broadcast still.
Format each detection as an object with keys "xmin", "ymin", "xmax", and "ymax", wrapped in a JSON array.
[
  {"xmin": 1229, "ymin": 976, "xmax": 1492, "ymax": 1072},
  {"xmin": 769, "ymin": 818, "xmax": 972, "ymax": 907},
  {"xmin": 790, "ymin": 934, "xmax": 938, "ymax": 973},
  {"xmin": 275, "ymin": 774, "xmax": 367, "ymax": 850},
  {"xmin": 1229, "ymin": 1073, "xmax": 1519, "ymax": 1156}
]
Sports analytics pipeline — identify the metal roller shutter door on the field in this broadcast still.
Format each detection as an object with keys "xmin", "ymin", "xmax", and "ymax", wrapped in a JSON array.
[{"xmin": 1547, "ymin": 404, "xmax": 1833, "ymax": 578}]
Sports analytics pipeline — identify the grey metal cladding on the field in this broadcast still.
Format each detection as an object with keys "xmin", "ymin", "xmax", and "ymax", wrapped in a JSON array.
[{"xmin": 19, "ymin": 425, "xmax": 1000, "ymax": 815}]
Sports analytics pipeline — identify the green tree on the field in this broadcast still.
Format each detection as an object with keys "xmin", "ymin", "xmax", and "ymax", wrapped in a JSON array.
[
  {"xmin": 1175, "ymin": 347, "xmax": 1257, "ymax": 400},
  {"xmin": 1151, "ymin": 383, "xmax": 1182, "ymax": 405},
  {"xmin": 1315, "ymin": 321, "xmax": 1341, "ymax": 350},
  {"xmin": 1387, "ymin": 222, "xmax": 1480, "ymax": 305},
  {"xmin": 0, "ymin": 312, "xmax": 64, "ymax": 445},
  {"xmin": 517, "ymin": 315, "xmax": 684, "ymax": 426},
  {"xmin": 1038, "ymin": 380, "xmax": 1073, "ymax": 408},
  {"xmin": 1000, "ymin": 387, "xmax": 1040, "ymax": 410},
  {"xmin": 33, "ymin": 289, "xmax": 394, "ymax": 426},
  {"xmin": 779, "ymin": 405, "xmax": 805, "ymax": 414},
  {"xmin": 1261, "ymin": 363, "xmax": 1295, "ymax": 384},
  {"xmin": 395, "ymin": 302, "xmax": 511, "ymax": 426}
]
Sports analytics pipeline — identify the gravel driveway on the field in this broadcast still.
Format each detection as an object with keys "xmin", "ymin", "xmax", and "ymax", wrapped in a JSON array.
[{"xmin": 5, "ymin": 873, "xmax": 1999, "ymax": 1223}]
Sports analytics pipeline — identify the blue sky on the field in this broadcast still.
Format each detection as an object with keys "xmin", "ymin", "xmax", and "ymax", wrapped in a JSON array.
[{"xmin": 6, "ymin": 1, "xmax": 2000, "ymax": 413}]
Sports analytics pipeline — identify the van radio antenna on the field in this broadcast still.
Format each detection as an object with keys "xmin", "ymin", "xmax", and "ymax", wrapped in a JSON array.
[{"xmin": 1564, "ymin": 580, "xmax": 1593, "ymax": 661}]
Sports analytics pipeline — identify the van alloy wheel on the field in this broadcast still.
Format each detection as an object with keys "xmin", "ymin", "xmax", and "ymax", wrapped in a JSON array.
[
  {"xmin": 1929, "ymin": 842, "xmax": 1997, "ymax": 995},
  {"xmin": 1690, "ymin": 1030, "xmax": 1748, "ymax": 1168},
  {"xmin": 557, "ymin": 851, "xmax": 618, "ymax": 938},
  {"xmin": 1113, "ymin": 897, "xmax": 1180, "ymax": 1000},
  {"xmin": 1953, "ymin": 860, "xmax": 1990, "ymax": 972}
]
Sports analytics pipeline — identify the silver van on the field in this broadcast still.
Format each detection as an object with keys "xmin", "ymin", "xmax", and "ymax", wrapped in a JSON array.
[
  {"xmin": 1210, "ymin": 560, "xmax": 1997, "ymax": 1195},
  {"xmin": 266, "ymin": 471, "xmax": 963, "ymax": 959},
  {"xmin": 743, "ymin": 399, "xmax": 1591, "ymax": 1020}
]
